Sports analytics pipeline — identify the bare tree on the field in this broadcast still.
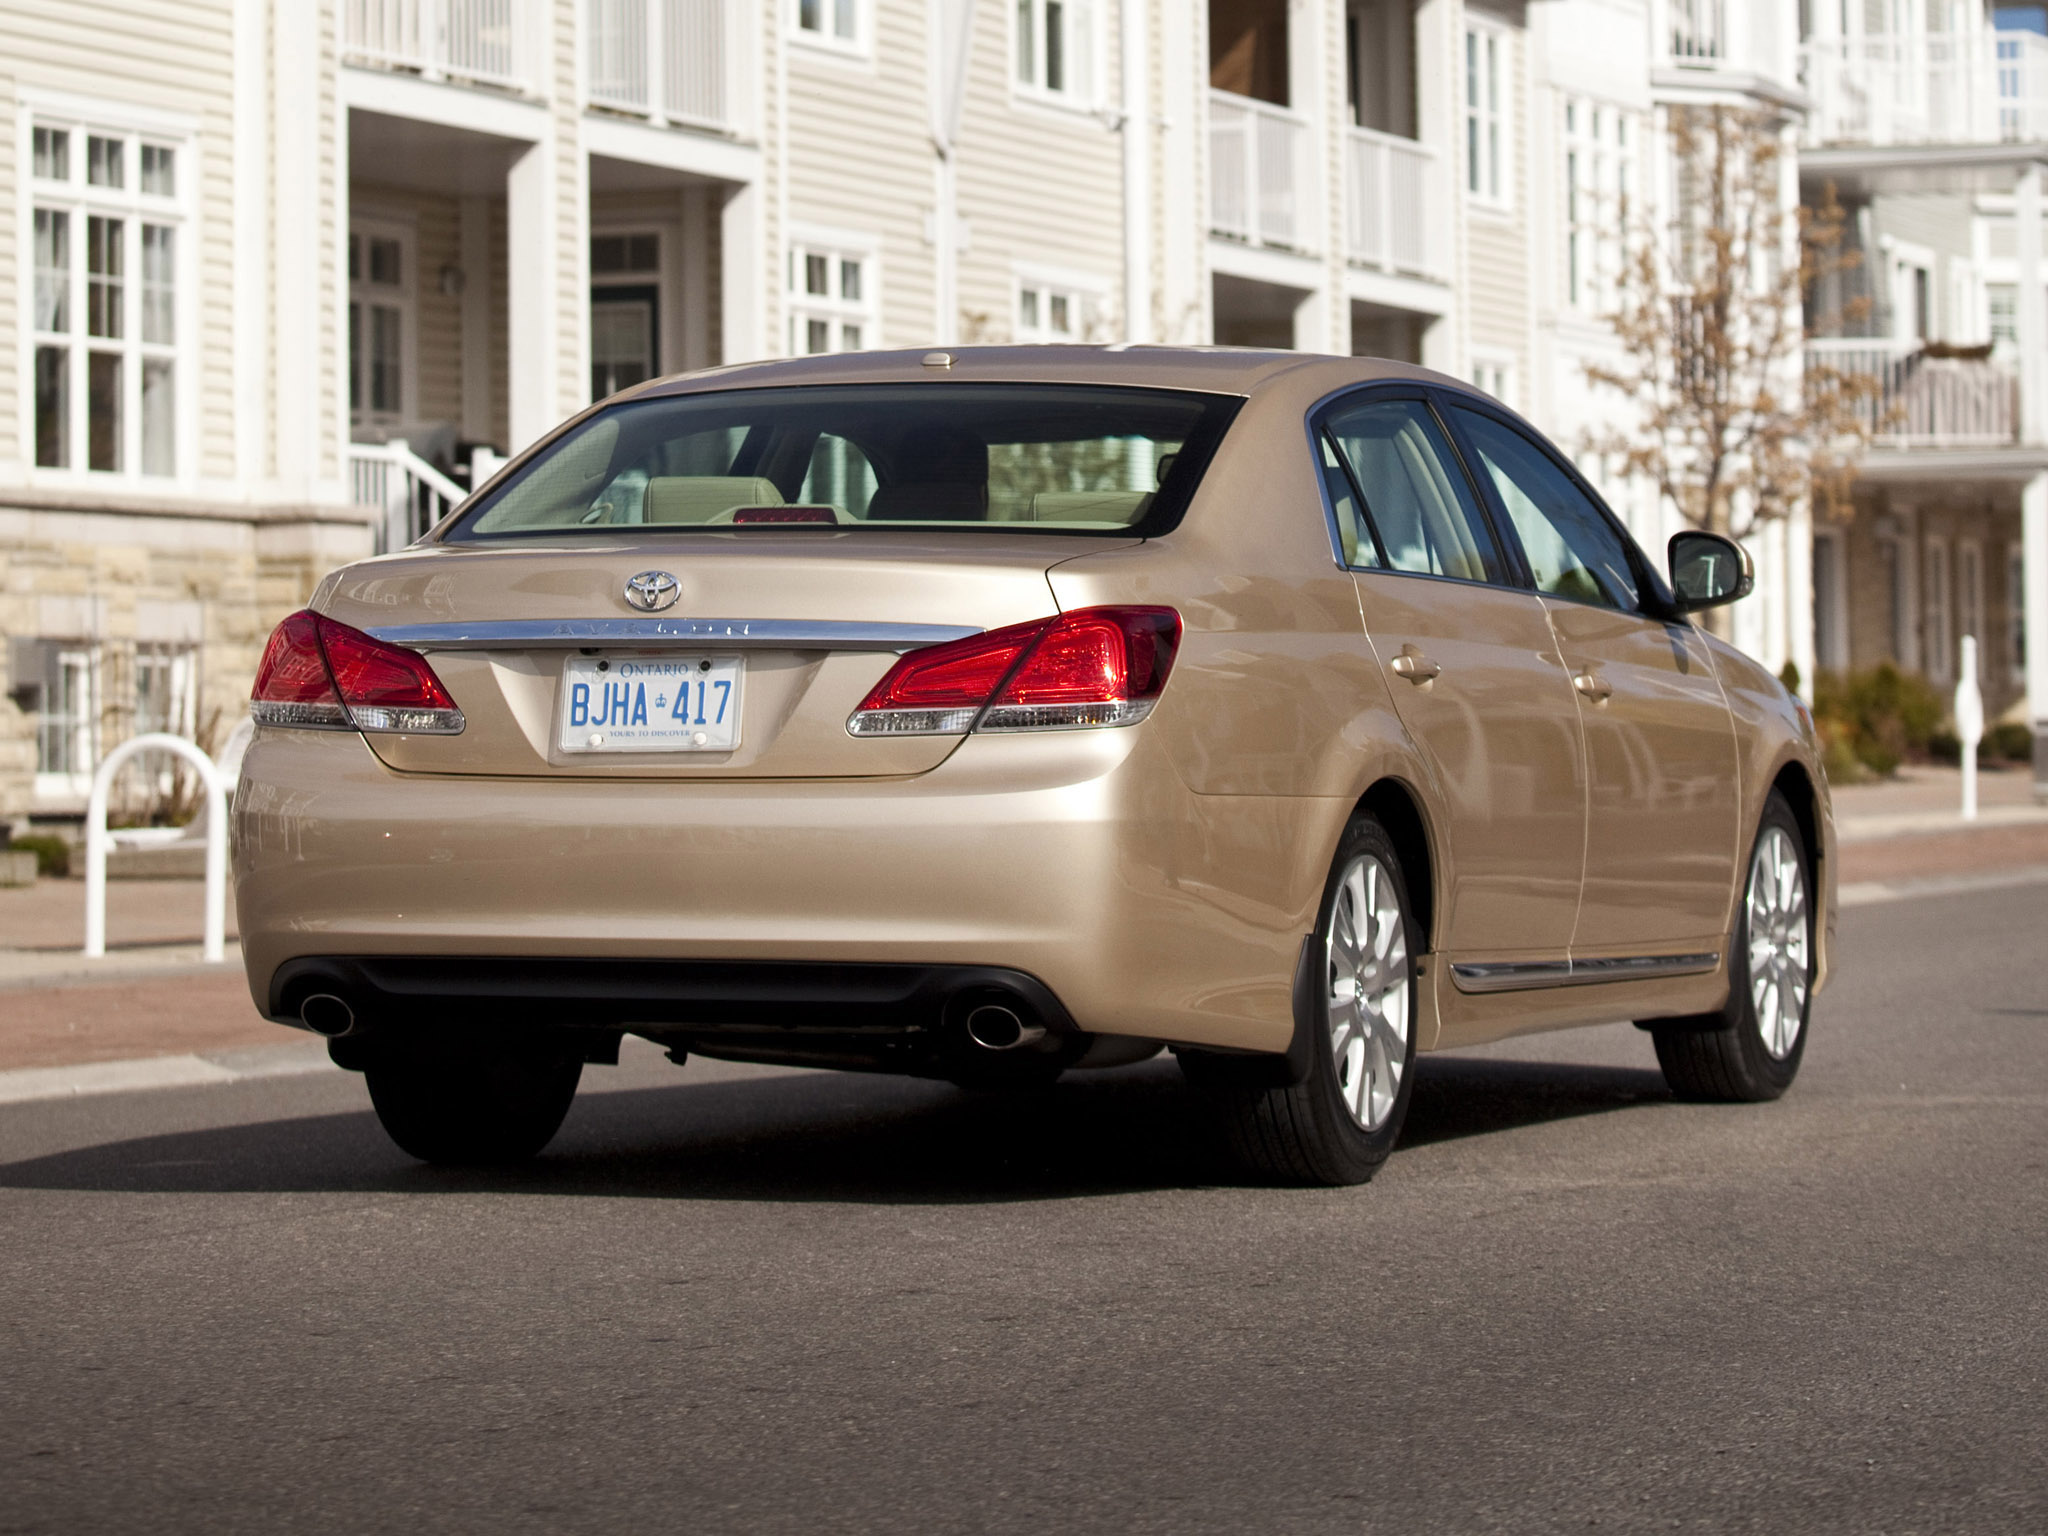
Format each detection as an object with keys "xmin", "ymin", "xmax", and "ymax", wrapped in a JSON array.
[{"xmin": 1584, "ymin": 106, "xmax": 1877, "ymax": 564}]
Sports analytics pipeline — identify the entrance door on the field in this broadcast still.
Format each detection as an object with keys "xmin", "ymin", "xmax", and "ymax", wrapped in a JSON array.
[
  {"xmin": 1443, "ymin": 402, "xmax": 1742, "ymax": 957},
  {"xmin": 1319, "ymin": 391, "xmax": 1587, "ymax": 963},
  {"xmin": 591, "ymin": 284, "xmax": 657, "ymax": 401}
]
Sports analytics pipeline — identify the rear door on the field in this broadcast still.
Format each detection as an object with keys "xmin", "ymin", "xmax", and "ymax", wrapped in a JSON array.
[
  {"xmin": 1441, "ymin": 400, "xmax": 1741, "ymax": 958},
  {"xmin": 1319, "ymin": 391, "xmax": 1586, "ymax": 964}
]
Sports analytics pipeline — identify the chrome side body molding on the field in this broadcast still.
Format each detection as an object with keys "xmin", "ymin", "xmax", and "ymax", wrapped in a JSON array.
[
  {"xmin": 365, "ymin": 618, "xmax": 983, "ymax": 653},
  {"xmin": 1450, "ymin": 952, "xmax": 1721, "ymax": 994}
]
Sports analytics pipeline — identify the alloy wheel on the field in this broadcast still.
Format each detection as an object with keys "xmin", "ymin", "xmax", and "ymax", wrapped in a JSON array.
[
  {"xmin": 1746, "ymin": 825, "xmax": 1810, "ymax": 1060},
  {"xmin": 1326, "ymin": 854, "xmax": 1411, "ymax": 1131}
]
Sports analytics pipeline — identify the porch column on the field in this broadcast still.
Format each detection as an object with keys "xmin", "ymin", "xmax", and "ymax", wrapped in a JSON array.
[
  {"xmin": 2026, "ymin": 472, "xmax": 2048, "ymax": 800},
  {"xmin": 2017, "ymin": 165, "xmax": 2048, "ymax": 446},
  {"xmin": 506, "ymin": 139, "xmax": 560, "ymax": 454}
]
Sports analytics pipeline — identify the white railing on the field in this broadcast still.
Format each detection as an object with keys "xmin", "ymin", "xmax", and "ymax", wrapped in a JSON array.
[
  {"xmin": 587, "ymin": 0, "xmax": 732, "ymax": 131},
  {"xmin": 1209, "ymin": 90, "xmax": 1310, "ymax": 252},
  {"xmin": 343, "ymin": 0, "xmax": 537, "ymax": 94},
  {"xmin": 1807, "ymin": 338, "xmax": 2019, "ymax": 449},
  {"xmin": 1668, "ymin": 0, "xmax": 1725, "ymax": 63},
  {"xmin": 1345, "ymin": 127, "xmax": 1441, "ymax": 282},
  {"xmin": 350, "ymin": 439, "xmax": 470, "ymax": 553},
  {"xmin": 1801, "ymin": 32, "xmax": 2048, "ymax": 147}
]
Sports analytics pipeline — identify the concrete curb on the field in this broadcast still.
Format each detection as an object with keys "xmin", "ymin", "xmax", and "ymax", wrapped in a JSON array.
[
  {"xmin": 0, "ymin": 1040, "xmax": 334, "ymax": 1106},
  {"xmin": 0, "ymin": 943, "xmax": 244, "ymax": 992},
  {"xmin": 1837, "ymin": 863, "xmax": 2048, "ymax": 908}
]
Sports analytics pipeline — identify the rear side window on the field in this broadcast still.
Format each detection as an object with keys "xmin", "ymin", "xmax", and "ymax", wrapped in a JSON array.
[
  {"xmin": 453, "ymin": 384, "xmax": 1240, "ymax": 540},
  {"xmin": 1322, "ymin": 397, "xmax": 1505, "ymax": 583},
  {"xmin": 1449, "ymin": 407, "xmax": 1640, "ymax": 611}
]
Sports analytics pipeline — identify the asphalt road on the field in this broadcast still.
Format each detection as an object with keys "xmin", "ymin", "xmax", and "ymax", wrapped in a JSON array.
[{"xmin": 2, "ymin": 885, "xmax": 2044, "ymax": 1535}]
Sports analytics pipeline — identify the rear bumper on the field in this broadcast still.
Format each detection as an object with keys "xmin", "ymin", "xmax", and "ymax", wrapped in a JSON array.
[{"xmin": 233, "ymin": 728, "xmax": 1329, "ymax": 1054}]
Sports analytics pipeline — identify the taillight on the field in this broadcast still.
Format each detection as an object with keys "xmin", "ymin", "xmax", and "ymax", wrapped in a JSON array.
[
  {"xmin": 250, "ymin": 611, "xmax": 465, "ymax": 735},
  {"xmin": 846, "ymin": 606, "xmax": 1180, "ymax": 737}
]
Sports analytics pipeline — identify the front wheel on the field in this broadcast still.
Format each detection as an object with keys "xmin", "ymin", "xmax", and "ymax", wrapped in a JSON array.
[
  {"xmin": 1651, "ymin": 790, "xmax": 1813, "ymax": 1102},
  {"xmin": 364, "ymin": 1037, "xmax": 583, "ymax": 1164},
  {"xmin": 1196, "ymin": 816, "xmax": 1419, "ymax": 1186}
]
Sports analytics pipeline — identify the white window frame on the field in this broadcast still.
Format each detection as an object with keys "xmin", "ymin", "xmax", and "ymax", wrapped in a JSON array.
[
  {"xmin": 1958, "ymin": 538, "xmax": 1986, "ymax": 661},
  {"xmin": 1470, "ymin": 349, "xmax": 1515, "ymax": 408},
  {"xmin": 348, "ymin": 216, "xmax": 418, "ymax": 437},
  {"xmin": 1564, "ymin": 98, "xmax": 1633, "ymax": 312},
  {"xmin": 1923, "ymin": 535, "xmax": 1952, "ymax": 683},
  {"xmin": 1813, "ymin": 529, "xmax": 1849, "ymax": 672},
  {"xmin": 790, "ymin": 0, "xmax": 868, "ymax": 56},
  {"xmin": 19, "ymin": 100, "xmax": 195, "ymax": 484},
  {"xmin": 787, "ymin": 229, "xmax": 877, "ymax": 356},
  {"xmin": 1014, "ymin": 0, "xmax": 1099, "ymax": 108},
  {"xmin": 1014, "ymin": 268, "xmax": 1106, "ymax": 343},
  {"xmin": 1463, "ymin": 19, "xmax": 1510, "ymax": 211},
  {"xmin": 589, "ymin": 225, "xmax": 667, "ymax": 403},
  {"xmin": 14, "ymin": 636, "xmax": 103, "ymax": 801}
]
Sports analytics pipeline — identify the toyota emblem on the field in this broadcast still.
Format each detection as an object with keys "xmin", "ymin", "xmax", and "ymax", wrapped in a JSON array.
[{"xmin": 623, "ymin": 570, "xmax": 681, "ymax": 613}]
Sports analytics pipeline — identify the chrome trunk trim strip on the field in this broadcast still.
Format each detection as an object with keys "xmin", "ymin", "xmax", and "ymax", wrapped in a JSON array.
[
  {"xmin": 365, "ymin": 618, "xmax": 982, "ymax": 653},
  {"xmin": 1450, "ymin": 952, "xmax": 1721, "ymax": 994}
]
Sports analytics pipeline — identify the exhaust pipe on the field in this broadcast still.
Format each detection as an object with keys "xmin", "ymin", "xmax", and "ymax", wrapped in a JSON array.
[
  {"xmin": 964, "ymin": 1003, "xmax": 1047, "ymax": 1053},
  {"xmin": 299, "ymin": 992, "xmax": 357, "ymax": 1039}
]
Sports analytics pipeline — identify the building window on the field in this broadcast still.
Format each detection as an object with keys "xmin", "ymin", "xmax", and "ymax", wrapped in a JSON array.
[
  {"xmin": 349, "ymin": 223, "xmax": 414, "ymax": 432},
  {"xmin": 1470, "ymin": 353, "xmax": 1514, "ymax": 407},
  {"xmin": 1463, "ymin": 23, "xmax": 1508, "ymax": 207},
  {"xmin": 2012, "ymin": 542, "xmax": 2029, "ymax": 684},
  {"xmin": 10, "ymin": 638, "xmax": 100, "ymax": 785},
  {"xmin": 1016, "ymin": 0, "xmax": 1094, "ymax": 101},
  {"xmin": 793, "ymin": 0, "xmax": 862, "ymax": 48},
  {"xmin": 26, "ymin": 117, "xmax": 185, "ymax": 478},
  {"xmin": 1564, "ymin": 99, "xmax": 1632, "ymax": 311},
  {"xmin": 1989, "ymin": 283, "xmax": 2017, "ymax": 347},
  {"xmin": 592, "ymin": 231, "xmax": 662, "ymax": 402},
  {"xmin": 133, "ymin": 642, "xmax": 200, "ymax": 739},
  {"xmin": 1882, "ymin": 536, "xmax": 1912, "ymax": 666},
  {"xmin": 1813, "ymin": 530, "xmax": 1846, "ymax": 671},
  {"xmin": 1016, "ymin": 278, "xmax": 1093, "ymax": 342},
  {"xmin": 788, "ymin": 241, "xmax": 873, "ymax": 355},
  {"xmin": 1959, "ymin": 540, "xmax": 1985, "ymax": 661},
  {"xmin": 1924, "ymin": 537, "xmax": 1952, "ymax": 683}
]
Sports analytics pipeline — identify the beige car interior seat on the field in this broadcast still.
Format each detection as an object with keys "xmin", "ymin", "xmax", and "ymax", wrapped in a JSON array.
[
  {"xmin": 1025, "ymin": 491, "xmax": 1152, "ymax": 525},
  {"xmin": 645, "ymin": 476, "xmax": 784, "ymax": 524}
]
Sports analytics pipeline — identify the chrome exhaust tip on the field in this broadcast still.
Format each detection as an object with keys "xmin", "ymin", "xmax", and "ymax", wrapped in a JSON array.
[
  {"xmin": 299, "ymin": 992, "xmax": 357, "ymax": 1039},
  {"xmin": 964, "ymin": 1003, "xmax": 1047, "ymax": 1052}
]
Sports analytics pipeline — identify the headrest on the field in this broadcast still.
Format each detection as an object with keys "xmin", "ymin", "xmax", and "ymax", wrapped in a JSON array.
[
  {"xmin": 888, "ymin": 427, "xmax": 988, "ymax": 485},
  {"xmin": 644, "ymin": 476, "xmax": 783, "ymax": 524},
  {"xmin": 1026, "ymin": 491, "xmax": 1151, "ymax": 524}
]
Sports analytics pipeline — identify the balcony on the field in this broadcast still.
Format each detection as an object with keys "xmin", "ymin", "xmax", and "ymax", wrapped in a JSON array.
[
  {"xmin": 1209, "ymin": 90, "xmax": 1310, "ymax": 252},
  {"xmin": 1808, "ymin": 339, "xmax": 2018, "ymax": 450},
  {"xmin": 1345, "ymin": 127, "xmax": 1442, "ymax": 282},
  {"xmin": 587, "ymin": 0, "xmax": 734, "ymax": 133},
  {"xmin": 1801, "ymin": 32, "xmax": 2048, "ymax": 148},
  {"xmin": 343, "ymin": 0, "xmax": 538, "ymax": 95},
  {"xmin": 1668, "ymin": 0, "xmax": 1725, "ymax": 65}
]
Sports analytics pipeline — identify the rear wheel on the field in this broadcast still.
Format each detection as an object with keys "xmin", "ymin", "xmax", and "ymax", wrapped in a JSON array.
[
  {"xmin": 363, "ymin": 1036, "xmax": 583, "ymax": 1164},
  {"xmin": 1197, "ymin": 817, "xmax": 1418, "ymax": 1186},
  {"xmin": 1651, "ymin": 790, "xmax": 1813, "ymax": 1102}
]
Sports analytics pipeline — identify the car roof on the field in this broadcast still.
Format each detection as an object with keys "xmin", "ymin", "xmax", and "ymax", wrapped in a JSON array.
[{"xmin": 627, "ymin": 345, "xmax": 1466, "ymax": 401}]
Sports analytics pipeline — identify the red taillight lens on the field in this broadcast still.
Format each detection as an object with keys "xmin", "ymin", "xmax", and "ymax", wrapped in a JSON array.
[
  {"xmin": 250, "ymin": 611, "xmax": 351, "ymax": 729},
  {"xmin": 981, "ymin": 607, "xmax": 1181, "ymax": 731},
  {"xmin": 845, "ymin": 607, "xmax": 1179, "ymax": 737},
  {"xmin": 250, "ymin": 611, "xmax": 465, "ymax": 735}
]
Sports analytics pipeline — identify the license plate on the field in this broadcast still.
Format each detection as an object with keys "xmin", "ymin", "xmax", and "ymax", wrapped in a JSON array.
[{"xmin": 557, "ymin": 655, "xmax": 743, "ymax": 753}]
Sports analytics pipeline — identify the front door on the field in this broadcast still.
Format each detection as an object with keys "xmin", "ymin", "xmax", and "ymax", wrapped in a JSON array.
[
  {"xmin": 1443, "ymin": 402, "xmax": 1742, "ymax": 957},
  {"xmin": 1320, "ymin": 392, "xmax": 1586, "ymax": 964}
]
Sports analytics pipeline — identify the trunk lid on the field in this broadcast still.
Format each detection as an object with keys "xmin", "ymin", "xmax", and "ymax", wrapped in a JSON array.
[{"xmin": 315, "ymin": 531, "xmax": 1131, "ymax": 779}]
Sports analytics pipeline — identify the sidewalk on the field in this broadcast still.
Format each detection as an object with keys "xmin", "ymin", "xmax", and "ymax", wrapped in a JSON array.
[{"xmin": 2, "ymin": 767, "xmax": 2045, "ymax": 1095}]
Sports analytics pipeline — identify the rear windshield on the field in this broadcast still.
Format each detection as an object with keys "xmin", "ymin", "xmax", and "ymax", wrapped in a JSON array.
[{"xmin": 449, "ymin": 384, "xmax": 1241, "ymax": 540}]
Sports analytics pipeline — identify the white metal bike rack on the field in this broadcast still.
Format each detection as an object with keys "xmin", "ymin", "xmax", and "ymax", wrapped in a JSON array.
[{"xmin": 83, "ymin": 733, "xmax": 228, "ymax": 963}]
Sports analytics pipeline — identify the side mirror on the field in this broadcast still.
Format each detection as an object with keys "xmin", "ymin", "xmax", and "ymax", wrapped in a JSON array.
[{"xmin": 1668, "ymin": 531, "xmax": 1753, "ymax": 612}]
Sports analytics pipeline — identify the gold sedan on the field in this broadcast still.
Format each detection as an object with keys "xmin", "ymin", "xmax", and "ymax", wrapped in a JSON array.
[{"xmin": 235, "ymin": 348, "xmax": 1834, "ymax": 1183}]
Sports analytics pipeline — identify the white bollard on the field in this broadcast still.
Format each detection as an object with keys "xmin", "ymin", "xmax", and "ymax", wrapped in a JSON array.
[
  {"xmin": 84, "ymin": 733, "xmax": 228, "ymax": 963},
  {"xmin": 1955, "ymin": 635, "xmax": 1985, "ymax": 823}
]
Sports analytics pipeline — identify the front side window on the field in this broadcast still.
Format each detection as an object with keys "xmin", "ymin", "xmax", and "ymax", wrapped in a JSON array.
[
  {"xmin": 1463, "ymin": 23, "xmax": 1508, "ymax": 207},
  {"xmin": 1321, "ymin": 396, "xmax": 1505, "ymax": 583},
  {"xmin": 1450, "ymin": 407, "xmax": 1640, "ymax": 611},
  {"xmin": 1016, "ymin": 0, "xmax": 1093, "ymax": 100},
  {"xmin": 789, "ymin": 242, "xmax": 873, "ymax": 355},
  {"xmin": 26, "ymin": 118, "xmax": 183, "ymax": 477},
  {"xmin": 453, "ymin": 384, "xmax": 1237, "ymax": 540}
]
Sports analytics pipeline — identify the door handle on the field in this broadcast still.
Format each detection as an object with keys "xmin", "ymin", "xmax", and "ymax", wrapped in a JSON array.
[
  {"xmin": 1390, "ymin": 648, "xmax": 1441, "ymax": 686},
  {"xmin": 1573, "ymin": 670, "xmax": 1613, "ymax": 702}
]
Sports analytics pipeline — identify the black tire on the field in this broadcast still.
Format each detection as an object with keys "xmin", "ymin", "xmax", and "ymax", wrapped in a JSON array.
[
  {"xmin": 1195, "ymin": 816, "xmax": 1420, "ymax": 1186},
  {"xmin": 363, "ymin": 1036, "xmax": 583, "ymax": 1164},
  {"xmin": 1651, "ymin": 790, "xmax": 1813, "ymax": 1103}
]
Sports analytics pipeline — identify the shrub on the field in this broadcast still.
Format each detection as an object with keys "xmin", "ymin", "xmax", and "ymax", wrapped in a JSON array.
[
  {"xmin": 1812, "ymin": 664, "xmax": 1946, "ymax": 776},
  {"xmin": 10, "ymin": 833, "xmax": 71, "ymax": 879},
  {"xmin": 1988, "ymin": 721, "xmax": 2036, "ymax": 764}
]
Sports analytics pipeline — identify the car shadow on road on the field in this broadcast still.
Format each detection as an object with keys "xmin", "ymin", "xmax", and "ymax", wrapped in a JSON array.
[{"xmin": 0, "ymin": 1054, "xmax": 1672, "ymax": 1203}]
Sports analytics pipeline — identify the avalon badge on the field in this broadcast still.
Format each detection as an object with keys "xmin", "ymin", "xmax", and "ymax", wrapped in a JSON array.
[{"xmin": 623, "ymin": 570, "xmax": 681, "ymax": 613}]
